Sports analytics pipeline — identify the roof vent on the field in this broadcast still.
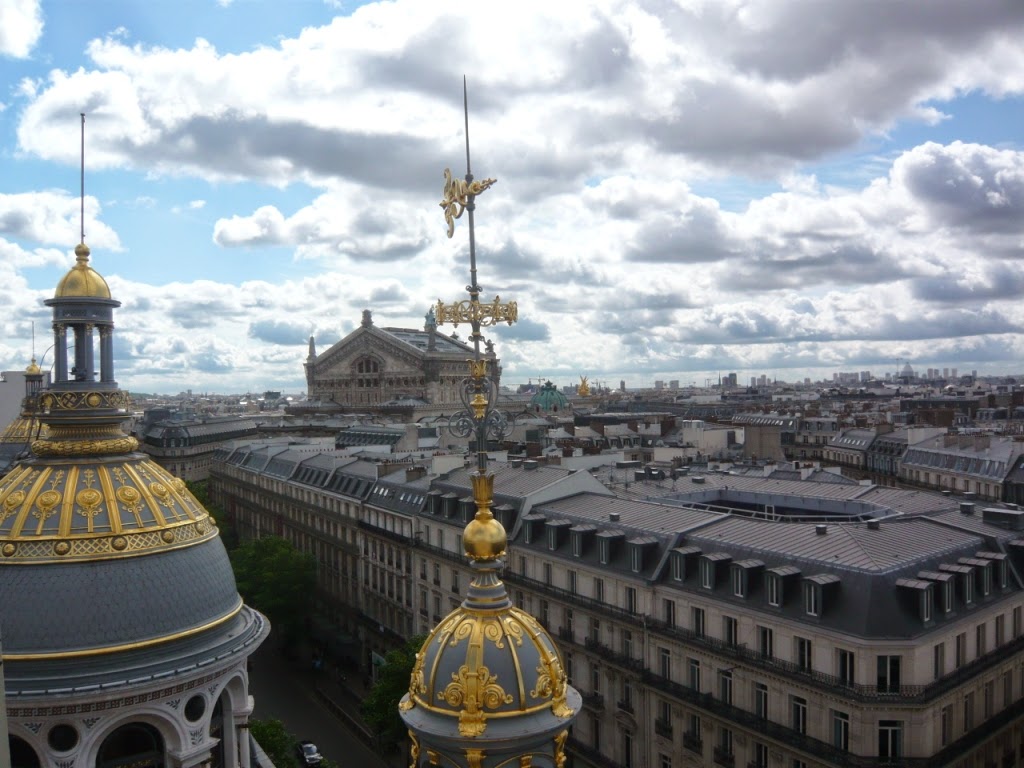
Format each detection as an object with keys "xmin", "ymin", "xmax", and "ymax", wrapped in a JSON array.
[
  {"xmin": 691, "ymin": 476, "xmax": 705, "ymax": 484},
  {"xmin": 609, "ymin": 512, "xmax": 620, "ymax": 522},
  {"xmin": 866, "ymin": 520, "xmax": 880, "ymax": 530},
  {"xmin": 815, "ymin": 524, "xmax": 828, "ymax": 535},
  {"xmin": 510, "ymin": 458, "xmax": 523, "ymax": 467},
  {"xmin": 523, "ymin": 460, "xmax": 539, "ymax": 471},
  {"xmin": 941, "ymin": 489, "xmax": 952, "ymax": 496},
  {"xmin": 960, "ymin": 502, "xmax": 975, "ymax": 515}
]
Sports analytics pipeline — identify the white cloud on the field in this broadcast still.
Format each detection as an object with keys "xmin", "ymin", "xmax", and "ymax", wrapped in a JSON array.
[
  {"xmin": 0, "ymin": 0, "xmax": 43, "ymax": 59},
  {"xmin": 0, "ymin": 191, "xmax": 121, "ymax": 249}
]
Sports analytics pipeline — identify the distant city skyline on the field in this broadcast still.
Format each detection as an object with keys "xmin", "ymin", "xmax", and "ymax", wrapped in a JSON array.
[{"xmin": 1, "ymin": 1, "xmax": 1023, "ymax": 394}]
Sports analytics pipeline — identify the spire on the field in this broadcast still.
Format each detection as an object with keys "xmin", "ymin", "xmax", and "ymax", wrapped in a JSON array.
[{"xmin": 400, "ymin": 80, "xmax": 577, "ymax": 768}]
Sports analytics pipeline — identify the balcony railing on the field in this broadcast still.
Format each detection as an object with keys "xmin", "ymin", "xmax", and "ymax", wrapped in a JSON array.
[
  {"xmin": 683, "ymin": 731, "xmax": 703, "ymax": 754},
  {"xmin": 654, "ymin": 719, "xmax": 673, "ymax": 739},
  {"xmin": 567, "ymin": 738, "xmax": 626, "ymax": 768},
  {"xmin": 713, "ymin": 746, "xmax": 736, "ymax": 768},
  {"xmin": 616, "ymin": 698, "xmax": 634, "ymax": 714},
  {"xmin": 581, "ymin": 691, "xmax": 605, "ymax": 711},
  {"xmin": 584, "ymin": 637, "xmax": 645, "ymax": 673}
]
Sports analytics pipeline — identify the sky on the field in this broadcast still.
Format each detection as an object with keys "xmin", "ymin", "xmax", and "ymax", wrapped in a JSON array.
[{"xmin": 1, "ymin": 0, "xmax": 1023, "ymax": 395}]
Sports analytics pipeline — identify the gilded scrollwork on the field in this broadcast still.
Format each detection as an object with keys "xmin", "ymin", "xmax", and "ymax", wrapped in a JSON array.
[
  {"xmin": 440, "ymin": 167, "xmax": 496, "ymax": 238},
  {"xmin": 435, "ymin": 297, "xmax": 517, "ymax": 329}
]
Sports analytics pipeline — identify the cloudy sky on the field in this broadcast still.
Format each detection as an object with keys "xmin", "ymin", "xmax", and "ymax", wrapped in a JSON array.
[{"xmin": 1, "ymin": 0, "xmax": 1023, "ymax": 394}]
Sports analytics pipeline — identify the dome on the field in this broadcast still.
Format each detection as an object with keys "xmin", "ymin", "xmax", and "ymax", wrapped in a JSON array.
[
  {"xmin": 54, "ymin": 243, "xmax": 111, "ymax": 299},
  {"xmin": 530, "ymin": 381, "xmax": 569, "ymax": 413},
  {"xmin": 406, "ymin": 588, "xmax": 574, "ymax": 735},
  {"xmin": 0, "ymin": 455, "xmax": 239, "ymax": 656}
]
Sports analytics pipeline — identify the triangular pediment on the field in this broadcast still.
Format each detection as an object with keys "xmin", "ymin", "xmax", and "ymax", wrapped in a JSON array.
[{"xmin": 313, "ymin": 325, "xmax": 428, "ymax": 376}]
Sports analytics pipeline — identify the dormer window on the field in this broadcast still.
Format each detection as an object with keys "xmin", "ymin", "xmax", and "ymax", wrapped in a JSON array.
[
  {"xmin": 897, "ymin": 578, "xmax": 934, "ymax": 624},
  {"xmin": 731, "ymin": 565, "xmax": 745, "ymax": 597},
  {"xmin": 600, "ymin": 538, "xmax": 610, "ymax": 564},
  {"xmin": 699, "ymin": 553, "xmax": 731, "ymax": 590},
  {"xmin": 730, "ymin": 560, "xmax": 764, "ymax": 599},
  {"xmin": 919, "ymin": 571, "xmax": 955, "ymax": 614},
  {"xmin": 700, "ymin": 559, "xmax": 713, "ymax": 589},
  {"xmin": 572, "ymin": 532, "xmax": 583, "ymax": 557},
  {"xmin": 670, "ymin": 545, "xmax": 700, "ymax": 582},
  {"xmin": 628, "ymin": 536, "xmax": 658, "ymax": 574},
  {"xmin": 803, "ymin": 582, "xmax": 819, "ymax": 616},
  {"xmin": 548, "ymin": 526, "xmax": 558, "ymax": 551}
]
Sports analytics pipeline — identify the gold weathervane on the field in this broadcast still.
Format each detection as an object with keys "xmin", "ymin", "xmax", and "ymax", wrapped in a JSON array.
[{"xmin": 440, "ymin": 168, "xmax": 496, "ymax": 239}]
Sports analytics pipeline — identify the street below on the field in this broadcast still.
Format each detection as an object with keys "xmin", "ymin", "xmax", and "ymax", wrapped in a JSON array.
[{"xmin": 248, "ymin": 639, "xmax": 390, "ymax": 768}]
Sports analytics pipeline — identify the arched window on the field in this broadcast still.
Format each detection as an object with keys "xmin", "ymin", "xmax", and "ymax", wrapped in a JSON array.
[
  {"xmin": 10, "ymin": 735, "xmax": 41, "ymax": 768},
  {"xmin": 97, "ymin": 723, "xmax": 164, "ymax": 768}
]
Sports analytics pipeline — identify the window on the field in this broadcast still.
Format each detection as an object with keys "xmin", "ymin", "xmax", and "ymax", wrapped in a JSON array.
[
  {"xmin": 996, "ymin": 614, "xmax": 1005, "ymax": 646},
  {"xmin": 671, "ymin": 551, "xmax": 683, "ymax": 580},
  {"xmin": 718, "ymin": 669, "xmax": 733, "ymax": 704},
  {"xmin": 753, "ymin": 742, "xmax": 769, "ymax": 768},
  {"xmin": 718, "ymin": 727, "xmax": 733, "ymax": 757},
  {"xmin": 659, "ymin": 755, "xmax": 672, "ymax": 768},
  {"xmin": 659, "ymin": 647, "xmax": 671, "ymax": 680},
  {"xmin": 591, "ymin": 664, "xmax": 601, "ymax": 694},
  {"xmin": 452, "ymin": 570, "xmax": 460, "ymax": 594},
  {"xmin": 795, "ymin": 636, "xmax": 812, "ymax": 672},
  {"xmin": 419, "ymin": 558, "xmax": 427, "ymax": 580},
  {"xmin": 688, "ymin": 658, "xmax": 701, "ymax": 691},
  {"xmin": 963, "ymin": 571, "xmax": 974, "ymax": 605},
  {"xmin": 631, "ymin": 546, "xmax": 642, "ymax": 573},
  {"xmin": 757, "ymin": 626, "xmax": 774, "ymax": 658},
  {"xmin": 754, "ymin": 682, "xmax": 768, "ymax": 719},
  {"xmin": 933, "ymin": 643, "xmax": 944, "ymax": 680},
  {"xmin": 566, "ymin": 608, "xmax": 574, "ymax": 634},
  {"xmin": 622, "ymin": 629, "xmax": 633, "ymax": 659},
  {"xmin": 594, "ymin": 578, "xmax": 604, "ymax": 603},
  {"xmin": 687, "ymin": 713, "xmax": 701, "ymax": 746},
  {"xmin": 565, "ymin": 653, "xmax": 574, "ymax": 684},
  {"xmin": 625, "ymin": 587, "xmax": 637, "ymax": 614},
  {"xmin": 547, "ymin": 526, "xmax": 558, "ymax": 551},
  {"xmin": 540, "ymin": 600, "xmax": 549, "ymax": 627},
  {"xmin": 941, "ymin": 579, "xmax": 953, "ymax": 613},
  {"xmin": 700, "ymin": 558, "xmax": 713, "ymax": 589},
  {"xmin": 837, "ymin": 648, "xmax": 855, "ymax": 685},
  {"xmin": 568, "ymin": 569, "xmax": 578, "ymax": 594},
  {"xmin": 791, "ymin": 696, "xmax": 807, "ymax": 735},
  {"xmin": 984, "ymin": 681, "xmax": 994, "ymax": 719},
  {"xmin": 955, "ymin": 632, "xmax": 966, "ymax": 667},
  {"xmin": 723, "ymin": 616, "xmax": 738, "ymax": 647},
  {"xmin": 767, "ymin": 574, "xmax": 781, "ymax": 606},
  {"xmin": 963, "ymin": 692, "xmax": 974, "ymax": 730},
  {"xmin": 832, "ymin": 710, "xmax": 850, "ymax": 751},
  {"xmin": 692, "ymin": 607, "xmax": 706, "ymax": 638},
  {"xmin": 599, "ymin": 537, "xmax": 610, "ymax": 565},
  {"xmin": 977, "ymin": 623, "xmax": 987, "ymax": 655},
  {"xmin": 879, "ymin": 721, "xmax": 903, "ymax": 762},
  {"xmin": 940, "ymin": 705, "xmax": 951, "ymax": 746},
  {"xmin": 663, "ymin": 598, "xmax": 676, "ymax": 628},
  {"xmin": 1004, "ymin": 669, "xmax": 1014, "ymax": 708},
  {"xmin": 803, "ymin": 582, "xmax": 819, "ymax": 616},
  {"xmin": 572, "ymin": 532, "xmax": 582, "ymax": 557},
  {"xmin": 622, "ymin": 729, "xmax": 633, "ymax": 768},
  {"xmin": 921, "ymin": 586, "xmax": 932, "ymax": 623},
  {"xmin": 543, "ymin": 562, "xmax": 552, "ymax": 585},
  {"xmin": 731, "ymin": 566, "xmax": 745, "ymax": 597},
  {"xmin": 877, "ymin": 655, "xmax": 901, "ymax": 693},
  {"xmin": 589, "ymin": 617, "xmax": 600, "ymax": 643}
]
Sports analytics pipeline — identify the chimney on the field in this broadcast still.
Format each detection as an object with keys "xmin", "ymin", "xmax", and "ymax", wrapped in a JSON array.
[
  {"xmin": 866, "ymin": 520, "xmax": 880, "ymax": 530},
  {"xmin": 960, "ymin": 502, "xmax": 975, "ymax": 515},
  {"xmin": 815, "ymin": 524, "xmax": 828, "ymax": 535},
  {"xmin": 609, "ymin": 512, "xmax": 621, "ymax": 522}
]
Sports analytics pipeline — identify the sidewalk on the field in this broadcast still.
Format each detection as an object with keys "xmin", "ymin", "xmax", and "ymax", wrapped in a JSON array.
[{"xmin": 308, "ymin": 657, "xmax": 408, "ymax": 768}]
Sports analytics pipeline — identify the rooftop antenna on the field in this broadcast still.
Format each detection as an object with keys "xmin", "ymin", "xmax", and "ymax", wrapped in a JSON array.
[{"xmin": 80, "ymin": 112, "xmax": 85, "ymax": 244}]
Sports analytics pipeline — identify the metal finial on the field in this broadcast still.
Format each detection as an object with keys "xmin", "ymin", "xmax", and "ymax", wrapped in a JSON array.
[
  {"xmin": 80, "ymin": 113, "xmax": 85, "ymax": 244},
  {"xmin": 463, "ymin": 75, "xmax": 471, "ymax": 178}
]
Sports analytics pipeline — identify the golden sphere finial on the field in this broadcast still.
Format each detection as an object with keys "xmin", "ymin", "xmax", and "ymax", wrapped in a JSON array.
[
  {"xmin": 25, "ymin": 357, "xmax": 41, "ymax": 375},
  {"xmin": 463, "ymin": 514, "xmax": 507, "ymax": 561},
  {"xmin": 74, "ymin": 242, "xmax": 90, "ymax": 262}
]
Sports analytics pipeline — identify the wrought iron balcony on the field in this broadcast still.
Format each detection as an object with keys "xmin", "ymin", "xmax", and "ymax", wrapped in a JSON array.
[
  {"xmin": 568, "ymin": 737, "xmax": 627, "ymax": 768},
  {"xmin": 714, "ymin": 746, "xmax": 736, "ymax": 768},
  {"xmin": 584, "ymin": 636, "xmax": 645, "ymax": 672},
  {"xmin": 616, "ymin": 698, "xmax": 634, "ymax": 714},
  {"xmin": 581, "ymin": 691, "xmax": 605, "ymax": 711},
  {"xmin": 683, "ymin": 731, "xmax": 703, "ymax": 754},
  {"xmin": 654, "ymin": 718, "xmax": 673, "ymax": 739}
]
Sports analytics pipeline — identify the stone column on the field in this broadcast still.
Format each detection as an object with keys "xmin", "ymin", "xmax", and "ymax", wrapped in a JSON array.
[
  {"xmin": 100, "ymin": 326, "xmax": 114, "ymax": 382},
  {"xmin": 84, "ymin": 324, "xmax": 95, "ymax": 381},
  {"xmin": 53, "ymin": 324, "xmax": 68, "ymax": 382}
]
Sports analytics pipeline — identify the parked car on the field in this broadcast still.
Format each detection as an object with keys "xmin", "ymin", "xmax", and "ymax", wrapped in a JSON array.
[{"xmin": 296, "ymin": 741, "xmax": 323, "ymax": 766}]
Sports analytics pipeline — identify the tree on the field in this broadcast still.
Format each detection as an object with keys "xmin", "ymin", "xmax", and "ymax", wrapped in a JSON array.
[
  {"xmin": 361, "ymin": 635, "xmax": 427, "ymax": 749},
  {"xmin": 249, "ymin": 719, "xmax": 299, "ymax": 768},
  {"xmin": 185, "ymin": 479, "xmax": 238, "ymax": 550},
  {"xmin": 230, "ymin": 536, "xmax": 317, "ymax": 645}
]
